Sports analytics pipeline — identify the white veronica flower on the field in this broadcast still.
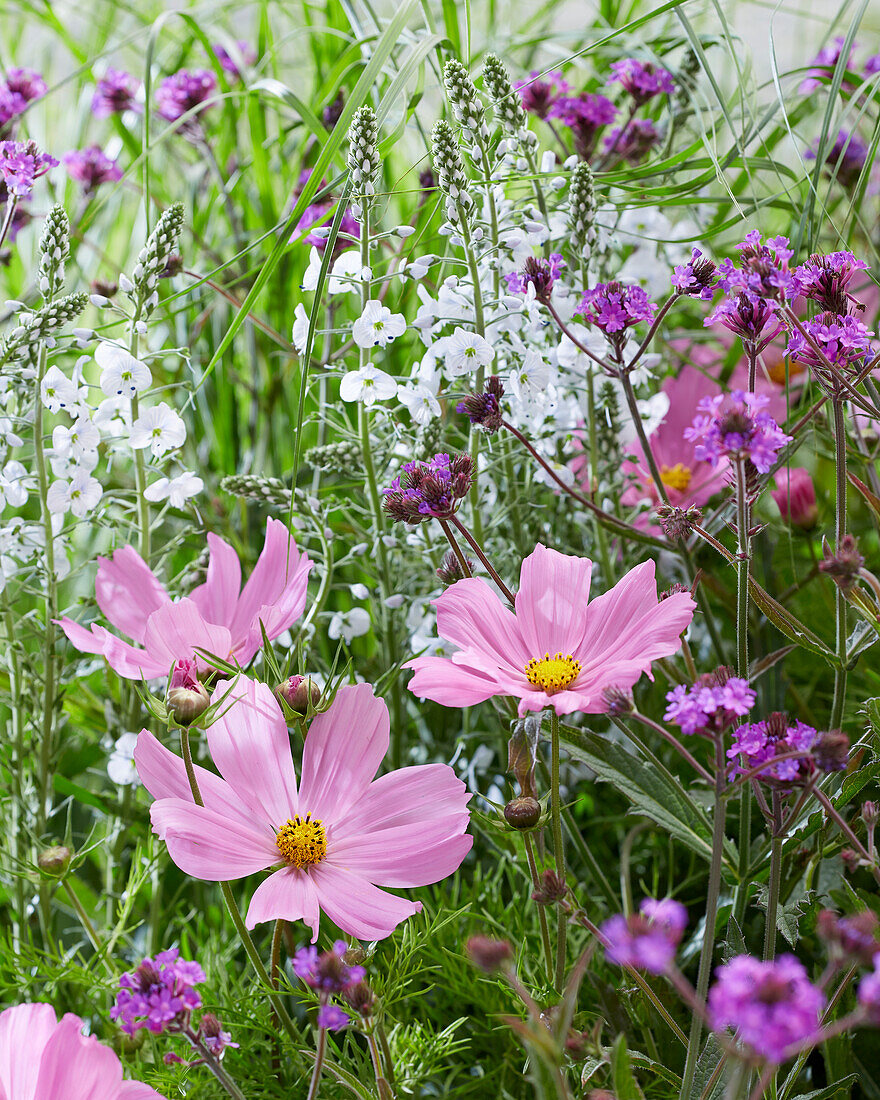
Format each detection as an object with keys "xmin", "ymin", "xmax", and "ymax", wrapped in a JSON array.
[
  {"xmin": 0, "ymin": 418, "xmax": 23, "ymax": 447},
  {"xmin": 397, "ymin": 381, "xmax": 441, "ymax": 425},
  {"xmin": 328, "ymin": 607, "xmax": 371, "ymax": 643},
  {"xmin": 0, "ymin": 461, "xmax": 30, "ymax": 510},
  {"xmin": 96, "ymin": 342, "xmax": 152, "ymax": 398},
  {"xmin": 143, "ymin": 472, "xmax": 204, "ymax": 508},
  {"xmin": 40, "ymin": 366, "xmax": 79, "ymax": 414},
  {"xmin": 46, "ymin": 469, "xmax": 102, "ymax": 518},
  {"xmin": 107, "ymin": 732, "xmax": 140, "ymax": 787},
  {"xmin": 291, "ymin": 303, "xmax": 310, "ymax": 353},
  {"xmin": 339, "ymin": 365, "xmax": 397, "ymax": 407},
  {"xmin": 93, "ymin": 396, "xmax": 133, "ymax": 438},
  {"xmin": 510, "ymin": 348, "xmax": 551, "ymax": 402},
  {"xmin": 52, "ymin": 418, "xmax": 100, "ymax": 461},
  {"xmin": 443, "ymin": 328, "xmax": 495, "ymax": 378},
  {"xmin": 129, "ymin": 403, "xmax": 186, "ymax": 457},
  {"xmin": 351, "ymin": 301, "xmax": 406, "ymax": 348},
  {"xmin": 302, "ymin": 249, "xmax": 366, "ymax": 295}
]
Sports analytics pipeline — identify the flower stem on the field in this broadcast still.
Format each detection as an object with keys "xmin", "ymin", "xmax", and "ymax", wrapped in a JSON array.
[
  {"xmin": 679, "ymin": 735, "xmax": 727, "ymax": 1100},
  {"xmin": 548, "ymin": 708, "xmax": 567, "ymax": 990},
  {"xmin": 523, "ymin": 831, "xmax": 554, "ymax": 986},
  {"xmin": 185, "ymin": 1031, "xmax": 248, "ymax": 1100},
  {"xmin": 830, "ymin": 394, "xmax": 848, "ymax": 730},
  {"xmin": 450, "ymin": 516, "xmax": 516, "ymax": 603},
  {"xmin": 732, "ymin": 457, "xmax": 753, "ymax": 926},
  {"xmin": 128, "ymin": 330, "xmax": 151, "ymax": 564},
  {"xmin": 436, "ymin": 518, "xmax": 472, "ymax": 577},
  {"xmin": 366, "ymin": 1030, "xmax": 394, "ymax": 1100},
  {"xmin": 617, "ymin": 367, "xmax": 670, "ymax": 506},
  {"xmin": 763, "ymin": 792, "xmax": 783, "ymax": 962},
  {"xmin": 307, "ymin": 1026, "xmax": 327, "ymax": 1100}
]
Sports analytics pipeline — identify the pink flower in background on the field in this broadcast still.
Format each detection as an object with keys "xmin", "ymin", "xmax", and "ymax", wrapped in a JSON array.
[
  {"xmin": 620, "ymin": 366, "xmax": 732, "ymax": 518},
  {"xmin": 59, "ymin": 518, "xmax": 311, "ymax": 679},
  {"xmin": 135, "ymin": 678, "xmax": 472, "ymax": 940},
  {"xmin": 0, "ymin": 1002, "xmax": 165, "ymax": 1099},
  {"xmin": 771, "ymin": 467, "xmax": 818, "ymax": 529},
  {"xmin": 407, "ymin": 543, "xmax": 695, "ymax": 717}
]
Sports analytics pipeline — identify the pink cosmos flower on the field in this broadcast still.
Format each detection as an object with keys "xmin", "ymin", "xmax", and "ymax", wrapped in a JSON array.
[
  {"xmin": 134, "ymin": 677, "xmax": 472, "ymax": 940},
  {"xmin": 58, "ymin": 518, "xmax": 311, "ymax": 679},
  {"xmin": 406, "ymin": 544, "xmax": 695, "ymax": 717},
  {"xmin": 0, "ymin": 1002, "xmax": 165, "ymax": 1099},
  {"xmin": 620, "ymin": 366, "xmax": 732, "ymax": 518}
]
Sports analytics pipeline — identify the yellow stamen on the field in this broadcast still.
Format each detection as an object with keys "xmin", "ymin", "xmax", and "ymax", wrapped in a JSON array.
[
  {"xmin": 524, "ymin": 652, "xmax": 581, "ymax": 694},
  {"xmin": 660, "ymin": 463, "xmax": 692, "ymax": 492},
  {"xmin": 276, "ymin": 814, "xmax": 327, "ymax": 868}
]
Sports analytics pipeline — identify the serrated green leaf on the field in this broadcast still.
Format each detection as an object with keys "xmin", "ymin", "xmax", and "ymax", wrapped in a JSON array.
[{"xmin": 610, "ymin": 1034, "xmax": 643, "ymax": 1100}]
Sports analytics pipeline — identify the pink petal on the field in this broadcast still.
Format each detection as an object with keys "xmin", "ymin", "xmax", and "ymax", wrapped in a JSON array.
[
  {"xmin": 149, "ymin": 799, "xmax": 277, "ymax": 880},
  {"xmin": 190, "ymin": 533, "xmax": 242, "ymax": 628},
  {"xmin": 33, "ymin": 1013, "xmax": 122, "ymax": 1100},
  {"xmin": 94, "ymin": 546, "xmax": 171, "ymax": 644},
  {"xmin": 299, "ymin": 684, "xmax": 388, "ymax": 821},
  {"xmin": 310, "ymin": 863, "xmax": 421, "ymax": 940},
  {"xmin": 514, "ymin": 543, "xmax": 592, "ymax": 657},
  {"xmin": 57, "ymin": 620, "xmax": 169, "ymax": 680},
  {"xmin": 206, "ymin": 677, "xmax": 298, "ymax": 827},
  {"xmin": 328, "ymin": 830, "xmax": 472, "ymax": 887},
  {"xmin": 406, "ymin": 655, "xmax": 515, "ymax": 707},
  {"xmin": 141, "ymin": 599, "xmax": 233, "ymax": 672},
  {"xmin": 228, "ymin": 519, "xmax": 312, "ymax": 660},
  {"xmin": 333, "ymin": 764, "xmax": 470, "ymax": 838},
  {"xmin": 576, "ymin": 564, "xmax": 695, "ymax": 697},
  {"xmin": 0, "ymin": 1002, "xmax": 57, "ymax": 1100},
  {"xmin": 432, "ymin": 578, "xmax": 529, "ymax": 675},
  {"xmin": 117, "ymin": 1085, "xmax": 167, "ymax": 1099},
  {"xmin": 134, "ymin": 730, "xmax": 265, "ymax": 836},
  {"xmin": 244, "ymin": 866, "xmax": 320, "ymax": 939}
]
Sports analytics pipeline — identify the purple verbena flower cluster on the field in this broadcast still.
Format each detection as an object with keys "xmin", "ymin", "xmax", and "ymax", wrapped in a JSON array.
[
  {"xmin": 704, "ymin": 294, "xmax": 782, "ymax": 353},
  {"xmin": 0, "ymin": 140, "xmax": 57, "ymax": 197},
  {"xmin": 91, "ymin": 69, "xmax": 140, "ymax": 117},
  {"xmin": 505, "ymin": 253, "xmax": 564, "ymax": 302},
  {"xmin": 608, "ymin": 59, "xmax": 675, "ymax": 103},
  {"xmin": 685, "ymin": 390, "xmax": 792, "ymax": 473},
  {"xmin": 728, "ymin": 712, "xmax": 819, "ymax": 783},
  {"xmin": 800, "ymin": 37, "xmax": 856, "ymax": 93},
  {"xmin": 664, "ymin": 674, "xmax": 754, "ymax": 735},
  {"xmin": 63, "ymin": 146, "xmax": 123, "ymax": 192},
  {"xmin": 382, "ymin": 452, "xmax": 474, "ymax": 524},
  {"xmin": 550, "ymin": 93, "xmax": 617, "ymax": 158},
  {"xmin": 514, "ymin": 71, "xmax": 570, "ymax": 119},
  {"xmin": 709, "ymin": 954, "xmax": 825, "ymax": 1063},
  {"xmin": 0, "ymin": 67, "xmax": 45, "ymax": 130},
  {"xmin": 457, "ymin": 375, "xmax": 504, "ymax": 433},
  {"xmin": 575, "ymin": 281, "xmax": 656, "ymax": 338},
  {"xmin": 156, "ymin": 69, "xmax": 217, "ymax": 124},
  {"xmin": 805, "ymin": 130, "xmax": 868, "ymax": 188},
  {"xmin": 795, "ymin": 250, "xmax": 868, "ymax": 313},
  {"xmin": 672, "ymin": 248, "xmax": 718, "ymax": 300},
  {"xmin": 602, "ymin": 897, "xmax": 687, "ymax": 974},
  {"xmin": 111, "ymin": 948, "xmax": 205, "ymax": 1036},
  {"xmin": 717, "ymin": 230, "xmax": 799, "ymax": 302},
  {"xmin": 602, "ymin": 118, "xmax": 662, "ymax": 164},
  {"xmin": 212, "ymin": 41, "xmax": 257, "ymax": 79},
  {"xmin": 290, "ymin": 169, "xmax": 361, "ymax": 255},
  {"xmin": 786, "ymin": 312, "xmax": 874, "ymax": 374},
  {"xmin": 293, "ymin": 940, "xmax": 366, "ymax": 992}
]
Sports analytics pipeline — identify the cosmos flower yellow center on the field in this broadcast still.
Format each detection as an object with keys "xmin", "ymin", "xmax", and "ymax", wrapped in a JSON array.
[
  {"xmin": 524, "ymin": 652, "xmax": 581, "ymax": 694},
  {"xmin": 660, "ymin": 463, "xmax": 692, "ymax": 492},
  {"xmin": 276, "ymin": 814, "xmax": 327, "ymax": 868}
]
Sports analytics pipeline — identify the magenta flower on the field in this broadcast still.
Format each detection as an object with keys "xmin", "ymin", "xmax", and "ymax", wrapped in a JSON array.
[
  {"xmin": 155, "ymin": 69, "xmax": 217, "ymax": 124},
  {"xmin": 212, "ymin": 41, "xmax": 257, "ymax": 79},
  {"xmin": 0, "ymin": 1002, "xmax": 165, "ymax": 1098},
  {"xmin": 602, "ymin": 897, "xmax": 687, "ymax": 973},
  {"xmin": 771, "ymin": 467, "xmax": 818, "ymax": 529},
  {"xmin": 685, "ymin": 389, "xmax": 791, "ymax": 473},
  {"xmin": 728, "ymin": 714, "xmax": 819, "ymax": 784},
  {"xmin": 805, "ymin": 130, "xmax": 868, "ymax": 188},
  {"xmin": 786, "ymin": 312, "xmax": 874, "ymax": 375},
  {"xmin": 58, "ymin": 518, "xmax": 312, "ymax": 680},
  {"xmin": 576, "ymin": 281, "xmax": 656, "ymax": 339},
  {"xmin": 134, "ymin": 677, "xmax": 472, "ymax": 940},
  {"xmin": 672, "ymin": 249, "xmax": 718, "ymax": 300},
  {"xmin": 858, "ymin": 955, "xmax": 880, "ymax": 1023},
  {"xmin": 504, "ymin": 253, "xmax": 565, "ymax": 302},
  {"xmin": 63, "ymin": 146, "xmax": 123, "ymax": 192},
  {"xmin": 92, "ymin": 69, "xmax": 141, "ymax": 117},
  {"xmin": 602, "ymin": 118, "xmax": 662, "ymax": 164},
  {"xmin": 0, "ymin": 139, "xmax": 57, "ymax": 197},
  {"xmin": 709, "ymin": 954, "xmax": 824, "ymax": 1063},
  {"xmin": 608, "ymin": 59, "xmax": 675, "ymax": 103},
  {"xmin": 620, "ymin": 367, "xmax": 732, "ymax": 517},
  {"xmin": 800, "ymin": 36, "xmax": 856, "ymax": 93},
  {"xmin": 111, "ymin": 948, "xmax": 205, "ymax": 1036},
  {"xmin": 664, "ymin": 673, "xmax": 755, "ymax": 736},
  {"xmin": 406, "ymin": 544, "xmax": 695, "ymax": 717},
  {"xmin": 514, "ymin": 70, "xmax": 570, "ymax": 119}
]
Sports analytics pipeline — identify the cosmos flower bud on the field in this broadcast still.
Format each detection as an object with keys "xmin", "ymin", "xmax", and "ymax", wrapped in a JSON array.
[
  {"xmin": 466, "ymin": 936, "xmax": 513, "ymax": 973},
  {"xmin": 37, "ymin": 844, "xmax": 73, "ymax": 877},
  {"xmin": 276, "ymin": 674, "xmax": 321, "ymax": 716},
  {"xmin": 166, "ymin": 658, "xmax": 210, "ymax": 725},
  {"xmin": 771, "ymin": 468, "xmax": 818, "ymax": 530},
  {"xmin": 503, "ymin": 796, "xmax": 541, "ymax": 830}
]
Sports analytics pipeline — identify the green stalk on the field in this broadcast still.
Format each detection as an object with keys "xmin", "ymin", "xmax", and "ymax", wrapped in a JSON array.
[
  {"xmin": 186, "ymin": 1030, "xmax": 248, "ymax": 1100},
  {"xmin": 679, "ymin": 736, "xmax": 726, "ymax": 1100},
  {"xmin": 548, "ymin": 709, "xmax": 567, "ymax": 990},
  {"xmin": 830, "ymin": 395, "xmax": 848, "ymax": 729},
  {"xmin": 732, "ymin": 457, "xmax": 752, "ymax": 924},
  {"xmin": 129, "ymin": 331, "xmax": 151, "ymax": 564},
  {"xmin": 4, "ymin": 593, "xmax": 26, "ymax": 951},
  {"xmin": 763, "ymin": 794, "xmax": 783, "ymax": 962},
  {"xmin": 523, "ymin": 831, "xmax": 554, "ymax": 986},
  {"xmin": 456, "ymin": 200, "xmax": 486, "ymax": 546},
  {"xmin": 307, "ymin": 1025, "xmax": 328, "ymax": 1100}
]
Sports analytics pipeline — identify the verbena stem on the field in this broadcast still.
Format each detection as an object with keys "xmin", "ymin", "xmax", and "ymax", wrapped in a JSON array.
[{"xmin": 548, "ymin": 709, "xmax": 567, "ymax": 990}]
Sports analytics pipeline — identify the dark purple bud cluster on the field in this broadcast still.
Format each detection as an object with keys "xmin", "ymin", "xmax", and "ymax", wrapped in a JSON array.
[
  {"xmin": 456, "ymin": 375, "xmax": 504, "ymax": 433},
  {"xmin": 382, "ymin": 452, "xmax": 474, "ymax": 524}
]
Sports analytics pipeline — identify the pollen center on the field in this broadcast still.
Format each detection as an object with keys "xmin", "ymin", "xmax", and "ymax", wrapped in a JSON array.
[
  {"xmin": 525, "ymin": 652, "xmax": 581, "ymax": 694},
  {"xmin": 275, "ymin": 814, "xmax": 327, "ymax": 868},
  {"xmin": 660, "ymin": 463, "xmax": 692, "ymax": 492}
]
